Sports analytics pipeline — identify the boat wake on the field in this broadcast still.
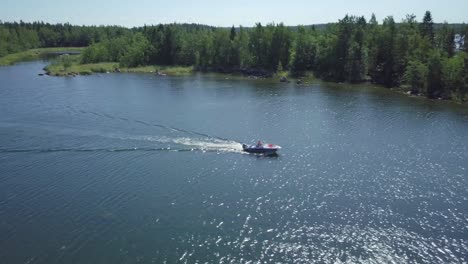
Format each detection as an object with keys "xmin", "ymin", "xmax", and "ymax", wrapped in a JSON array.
[
  {"xmin": 0, "ymin": 147, "xmax": 175, "ymax": 153},
  {"xmin": 1, "ymin": 107, "xmax": 245, "ymax": 155},
  {"xmin": 115, "ymin": 135, "xmax": 245, "ymax": 154},
  {"xmin": 0, "ymin": 137, "xmax": 244, "ymax": 154}
]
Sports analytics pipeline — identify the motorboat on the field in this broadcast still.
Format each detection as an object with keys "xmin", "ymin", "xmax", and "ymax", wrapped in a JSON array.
[{"xmin": 242, "ymin": 142, "xmax": 281, "ymax": 155}]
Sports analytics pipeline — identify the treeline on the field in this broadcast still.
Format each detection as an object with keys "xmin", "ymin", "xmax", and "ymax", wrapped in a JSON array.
[
  {"xmin": 1, "ymin": 12, "xmax": 468, "ymax": 101},
  {"xmin": 0, "ymin": 21, "xmax": 131, "ymax": 56},
  {"xmin": 80, "ymin": 12, "xmax": 468, "ymax": 100}
]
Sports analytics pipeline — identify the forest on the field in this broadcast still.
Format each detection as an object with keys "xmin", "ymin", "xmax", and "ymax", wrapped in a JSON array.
[{"xmin": 1, "ymin": 11, "xmax": 468, "ymax": 101}]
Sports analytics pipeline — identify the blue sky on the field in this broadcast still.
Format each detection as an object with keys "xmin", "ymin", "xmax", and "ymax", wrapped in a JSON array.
[{"xmin": 2, "ymin": 0, "xmax": 467, "ymax": 27}]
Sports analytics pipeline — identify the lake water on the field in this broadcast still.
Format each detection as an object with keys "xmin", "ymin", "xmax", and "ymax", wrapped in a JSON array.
[{"xmin": 1, "ymin": 61, "xmax": 468, "ymax": 263}]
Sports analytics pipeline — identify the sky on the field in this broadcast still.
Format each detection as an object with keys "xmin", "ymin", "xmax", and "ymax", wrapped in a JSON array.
[{"xmin": 2, "ymin": 0, "xmax": 467, "ymax": 27}]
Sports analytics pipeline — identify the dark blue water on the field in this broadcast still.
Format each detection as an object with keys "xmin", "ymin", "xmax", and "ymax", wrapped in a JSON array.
[{"xmin": 1, "ymin": 61, "xmax": 468, "ymax": 263}]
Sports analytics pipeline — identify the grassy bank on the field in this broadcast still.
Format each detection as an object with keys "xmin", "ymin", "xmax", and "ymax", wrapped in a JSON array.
[
  {"xmin": 274, "ymin": 71, "xmax": 317, "ymax": 83},
  {"xmin": 0, "ymin": 47, "xmax": 85, "ymax": 66},
  {"xmin": 44, "ymin": 61, "xmax": 194, "ymax": 76}
]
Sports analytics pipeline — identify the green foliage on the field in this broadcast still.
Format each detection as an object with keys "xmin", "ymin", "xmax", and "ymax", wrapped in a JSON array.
[
  {"xmin": 270, "ymin": 23, "xmax": 292, "ymax": 71},
  {"xmin": 249, "ymin": 23, "xmax": 273, "ymax": 69},
  {"xmin": 403, "ymin": 47, "xmax": 466, "ymax": 100},
  {"xmin": 119, "ymin": 33, "xmax": 151, "ymax": 67},
  {"xmin": 313, "ymin": 15, "xmax": 368, "ymax": 82},
  {"xmin": 404, "ymin": 60, "xmax": 428, "ymax": 93},
  {"xmin": 61, "ymin": 55, "xmax": 73, "ymax": 70},
  {"xmin": 290, "ymin": 26, "xmax": 316, "ymax": 75},
  {"xmin": 314, "ymin": 34, "xmax": 338, "ymax": 80},
  {"xmin": 237, "ymin": 27, "xmax": 252, "ymax": 67},
  {"xmin": 371, "ymin": 16, "xmax": 398, "ymax": 87},
  {"xmin": 426, "ymin": 51, "xmax": 444, "ymax": 98},
  {"xmin": 435, "ymin": 23, "xmax": 456, "ymax": 58},
  {"xmin": 344, "ymin": 17, "xmax": 367, "ymax": 82},
  {"xmin": 442, "ymin": 55, "xmax": 464, "ymax": 99},
  {"xmin": 463, "ymin": 58, "xmax": 468, "ymax": 100},
  {"xmin": 195, "ymin": 31, "xmax": 214, "ymax": 67},
  {"xmin": 212, "ymin": 29, "xmax": 233, "ymax": 67},
  {"xmin": 81, "ymin": 33, "xmax": 151, "ymax": 67}
]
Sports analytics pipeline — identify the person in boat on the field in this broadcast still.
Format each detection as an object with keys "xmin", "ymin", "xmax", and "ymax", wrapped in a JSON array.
[{"xmin": 256, "ymin": 140, "xmax": 263, "ymax": 148}]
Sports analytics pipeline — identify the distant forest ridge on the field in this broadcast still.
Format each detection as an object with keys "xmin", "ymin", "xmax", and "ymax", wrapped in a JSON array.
[
  {"xmin": 1, "ymin": 12, "xmax": 468, "ymax": 102},
  {"xmin": 1, "ymin": 18, "xmax": 466, "ymax": 53},
  {"xmin": 1, "ymin": 20, "xmax": 467, "ymax": 30}
]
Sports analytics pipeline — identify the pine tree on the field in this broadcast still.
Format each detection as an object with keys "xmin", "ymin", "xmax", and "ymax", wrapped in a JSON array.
[
  {"xmin": 230, "ymin": 26, "xmax": 236, "ymax": 41},
  {"xmin": 369, "ymin": 13, "xmax": 378, "ymax": 26},
  {"xmin": 421, "ymin": 11, "xmax": 434, "ymax": 46},
  {"xmin": 370, "ymin": 16, "xmax": 398, "ymax": 87},
  {"xmin": 444, "ymin": 27, "xmax": 455, "ymax": 57},
  {"xmin": 426, "ymin": 51, "xmax": 443, "ymax": 98}
]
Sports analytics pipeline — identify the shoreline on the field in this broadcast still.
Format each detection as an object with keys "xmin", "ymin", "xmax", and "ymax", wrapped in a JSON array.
[
  {"xmin": 0, "ymin": 47, "xmax": 85, "ymax": 66},
  {"xmin": 43, "ymin": 62, "xmax": 309, "ymax": 80},
  {"xmin": 1, "ymin": 49, "xmax": 465, "ymax": 106},
  {"xmin": 42, "ymin": 62, "xmax": 467, "ymax": 106},
  {"xmin": 43, "ymin": 62, "xmax": 195, "ymax": 77}
]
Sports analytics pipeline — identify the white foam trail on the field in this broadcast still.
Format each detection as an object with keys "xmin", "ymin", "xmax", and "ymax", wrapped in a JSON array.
[
  {"xmin": 171, "ymin": 137, "xmax": 243, "ymax": 153},
  {"xmin": 114, "ymin": 134, "xmax": 244, "ymax": 153}
]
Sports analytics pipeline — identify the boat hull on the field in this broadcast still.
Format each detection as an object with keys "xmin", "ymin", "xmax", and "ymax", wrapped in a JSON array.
[{"xmin": 242, "ymin": 144, "xmax": 280, "ymax": 155}]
